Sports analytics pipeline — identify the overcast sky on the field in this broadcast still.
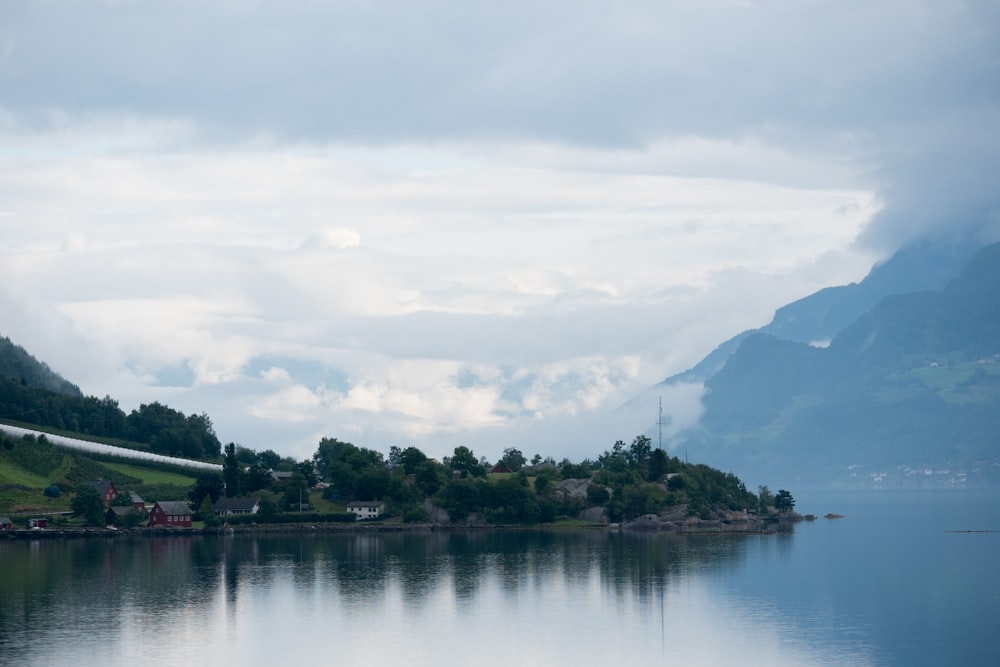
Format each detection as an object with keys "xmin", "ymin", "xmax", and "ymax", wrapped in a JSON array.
[{"xmin": 2, "ymin": 1, "xmax": 998, "ymax": 463}]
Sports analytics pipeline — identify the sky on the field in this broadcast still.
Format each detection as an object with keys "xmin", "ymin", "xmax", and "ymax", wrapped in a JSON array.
[{"xmin": 1, "ymin": 1, "xmax": 998, "ymax": 464}]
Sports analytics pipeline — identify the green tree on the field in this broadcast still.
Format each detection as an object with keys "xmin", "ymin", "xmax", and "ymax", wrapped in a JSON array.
[
  {"xmin": 282, "ymin": 472, "xmax": 310, "ymax": 511},
  {"xmin": 199, "ymin": 495, "xmax": 220, "ymax": 527},
  {"xmin": 758, "ymin": 485, "xmax": 775, "ymax": 512},
  {"xmin": 399, "ymin": 446, "xmax": 429, "ymax": 474},
  {"xmin": 259, "ymin": 449, "xmax": 282, "ymax": 470},
  {"xmin": 71, "ymin": 485, "xmax": 106, "ymax": 526},
  {"xmin": 499, "ymin": 447, "xmax": 526, "ymax": 472},
  {"xmin": 223, "ymin": 442, "xmax": 242, "ymax": 498},
  {"xmin": 189, "ymin": 473, "xmax": 224, "ymax": 508},
  {"xmin": 448, "ymin": 445, "xmax": 484, "ymax": 478},
  {"xmin": 774, "ymin": 489, "xmax": 796, "ymax": 513},
  {"xmin": 586, "ymin": 483, "xmax": 610, "ymax": 505},
  {"xmin": 387, "ymin": 445, "xmax": 403, "ymax": 468},
  {"xmin": 628, "ymin": 435, "xmax": 652, "ymax": 467}
]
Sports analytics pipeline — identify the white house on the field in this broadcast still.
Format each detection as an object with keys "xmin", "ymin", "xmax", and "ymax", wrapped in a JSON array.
[
  {"xmin": 212, "ymin": 497, "xmax": 261, "ymax": 517},
  {"xmin": 346, "ymin": 501, "xmax": 385, "ymax": 520}
]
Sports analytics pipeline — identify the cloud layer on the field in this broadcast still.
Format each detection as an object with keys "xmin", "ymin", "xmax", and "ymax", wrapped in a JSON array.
[{"xmin": 1, "ymin": 1, "xmax": 997, "ymax": 461}]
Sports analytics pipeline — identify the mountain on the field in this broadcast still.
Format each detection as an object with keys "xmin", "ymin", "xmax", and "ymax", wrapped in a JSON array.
[
  {"xmin": 661, "ymin": 239, "xmax": 980, "ymax": 385},
  {"xmin": 0, "ymin": 335, "xmax": 81, "ymax": 397},
  {"xmin": 672, "ymin": 242, "xmax": 1000, "ymax": 488}
]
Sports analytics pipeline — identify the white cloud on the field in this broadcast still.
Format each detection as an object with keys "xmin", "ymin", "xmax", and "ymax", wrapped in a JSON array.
[{"xmin": 0, "ymin": 1, "xmax": 994, "ymax": 462}]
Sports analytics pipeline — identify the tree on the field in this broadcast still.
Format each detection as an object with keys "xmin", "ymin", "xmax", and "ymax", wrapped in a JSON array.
[
  {"xmin": 296, "ymin": 460, "xmax": 319, "ymax": 487},
  {"xmin": 387, "ymin": 445, "xmax": 403, "ymax": 468},
  {"xmin": 244, "ymin": 462, "xmax": 274, "ymax": 493},
  {"xmin": 628, "ymin": 435, "xmax": 652, "ymax": 467},
  {"xmin": 189, "ymin": 473, "xmax": 224, "ymax": 508},
  {"xmin": 71, "ymin": 485, "xmax": 106, "ymax": 526},
  {"xmin": 282, "ymin": 472, "xmax": 310, "ymax": 511},
  {"xmin": 448, "ymin": 445, "xmax": 484, "ymax": 478},
  {"xmin": 199, "ymin": 495, "xmax": 220, "ymax": 527},
  {"xmin": 399, "ymin": 446, "xmax": 429, "ymax": 474},
  {"xmin": 498, "ymin": 447, "xmax": 526, "ymax": 472},
  {"xmin": 112, "ymin": 489, "xmax": 134, "ymax": 507},
  {"xmin": 648, "ymin": 449, "xmax": 669, "ymax": 482},
  {"xmin": 259, "ymin": 449, "xmax": 282, "ymax": 470},
  {"xmin": 223, "ymin": 442, "xmax": 242, "ymax": 498},
  {"xmin": 774, "ymin": 489, "xmax": 796, "ymax": 513},
  {"xmin": 758, "ymin": 485, "xmax": 775, "ymax": 511}
]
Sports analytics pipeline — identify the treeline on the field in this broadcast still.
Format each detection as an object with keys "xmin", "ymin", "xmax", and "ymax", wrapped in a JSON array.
[
  {"xmin": 0, "ymin": 376, "xmax": 221, "ymax": 459},
  {"xmin": 214, "ymin": 435, "xmax": 772, "ymax": 525}
]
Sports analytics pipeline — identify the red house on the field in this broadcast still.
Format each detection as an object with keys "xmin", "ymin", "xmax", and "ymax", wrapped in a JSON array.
[
  {"xmin": 82, "ymin": 480, "xmax": 119, "ymax": 508},
  {"xmin": 148, "ymin": 501, "xmax": 193, "ymax": 528}
]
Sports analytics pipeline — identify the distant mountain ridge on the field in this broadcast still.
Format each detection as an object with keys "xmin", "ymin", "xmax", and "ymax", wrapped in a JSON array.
[
  {"xmin": 670, "ymin": 241, "xmax": 1000, "ymax": 487},
  {"xmin": 661, "ymin": 239, "xmax": 980, "ymax": 385},
  {"xmin": 0, "ymin": 335, "xmax": 81, "ymax": 397}
]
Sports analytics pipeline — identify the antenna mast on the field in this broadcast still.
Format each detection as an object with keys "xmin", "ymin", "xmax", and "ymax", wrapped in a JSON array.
[{"xmin": 658, "ymin": 396, "xmax": 663, "ymax": 451}]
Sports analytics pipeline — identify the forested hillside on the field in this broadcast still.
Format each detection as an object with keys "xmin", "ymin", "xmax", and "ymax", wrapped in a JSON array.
[
  {"xmin": 0, "ymin": 377, "xmax": 221, "ymax": 460},
  {"xmin": 0, "ymin": 335, "xmax": 81, "ymax": 396}
]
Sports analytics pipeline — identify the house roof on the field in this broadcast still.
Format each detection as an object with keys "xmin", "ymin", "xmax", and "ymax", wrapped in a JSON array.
[
  {"xmin": 155, "ymin": 501, "xmax": 192, "ymax": 515},
  {"xmin": 83, "ymin": 480, "xmax": 116, "ymax": 494},
  {"xmin": 347, "ymin": 501, "xmax": 384, "ymax": 509},
  {"xmin": 127, "ymin": 491, "xmax": 145, "ymax": 504},
  {"xmin": 213, "ymin": 497, "xmax": 260, "ymax": 512}
]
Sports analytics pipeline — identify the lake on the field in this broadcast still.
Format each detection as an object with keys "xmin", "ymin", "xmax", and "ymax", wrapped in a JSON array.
[{"xmin": 2, "ymin": 489, "xmax": 998, "ymax": 666}]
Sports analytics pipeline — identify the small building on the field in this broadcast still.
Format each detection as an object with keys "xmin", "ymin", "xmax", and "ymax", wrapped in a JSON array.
[
  {"xmin": 212, "ymin": 497, "xmax": 261, "ymax": 517},
  {"xmin": 148, "ymin": 501, "xmax": 193, "ymax": 528},
  {"xmin": 346, "ymin": 501, "xmax": 385, "ymax": 520},
  {"xmin": 270, "ymin": 471, "xmax": 294, "ymax": 485},
  {"xmin": 0, "ymin": 517, "xmax": 13, "ymax": 530},
  {"xmin": 126, "ymin": 491, "xmax": 146, "ymax": 512},
  {"xmin": 27, "ymin": 518, "xmax": 48, "ymax": 529},
  {"xmin": 82, "ymin": 480, "xmax": 119, "ymax": 508}
]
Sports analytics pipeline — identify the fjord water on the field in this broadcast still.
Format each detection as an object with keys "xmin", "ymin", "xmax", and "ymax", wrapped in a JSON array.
[{"xmin": 2, "ymin": 490, "xmax": 998, "ymax": 667}]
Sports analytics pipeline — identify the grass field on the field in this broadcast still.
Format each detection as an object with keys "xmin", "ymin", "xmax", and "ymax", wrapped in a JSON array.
[
  {"xmin": 0, "ymin": 459, "xmax": 72, "ymax": 514},
  {"xmin": 102, "ymin": 462, "xmax": 199, "ymax": 486}
]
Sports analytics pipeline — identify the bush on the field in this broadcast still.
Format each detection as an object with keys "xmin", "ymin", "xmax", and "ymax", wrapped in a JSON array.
[
  {"xmin": 402, "ymin": 505, "xmax": 429, "ymax": 523},
  {"xmin": 586, "ymin": 484, "xmax": 610, "ymax": 505},
  {"xmin": 43, "ymin": 484, "xmax": 61, "ymax": 498}
]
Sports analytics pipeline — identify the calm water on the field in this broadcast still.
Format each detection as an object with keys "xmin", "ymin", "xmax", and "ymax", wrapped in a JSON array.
[{"xmin": 1, "ymin": 490, "xmax": 998, "ymax": 666}]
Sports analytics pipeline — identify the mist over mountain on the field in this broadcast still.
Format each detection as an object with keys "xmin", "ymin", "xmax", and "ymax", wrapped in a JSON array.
[{"xmin": 666, "ymin": 241, "xmax": 1000, "ymax": 488}]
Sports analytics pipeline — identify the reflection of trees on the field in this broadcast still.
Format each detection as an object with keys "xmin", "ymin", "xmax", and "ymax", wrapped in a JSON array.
[
  {"xmin": 1, "ymin": 529, "xmax": 754, "ymax": 656},
  {"xmin": 599, "ymin": 532, "xmax": 750, "ymax": 603},
  {"xmin": 0, "ymin": 537, "xmax": 222, "ymax": 663}
]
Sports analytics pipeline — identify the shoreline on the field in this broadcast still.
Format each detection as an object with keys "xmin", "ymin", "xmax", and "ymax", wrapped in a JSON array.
[{"xmin": 0, "ymin": 511, "xmax": 807, "ymax": 540}]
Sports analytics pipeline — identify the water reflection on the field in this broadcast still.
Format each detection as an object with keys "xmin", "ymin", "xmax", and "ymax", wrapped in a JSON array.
[{"xmin": 1, "ymin": 530, "xmax": 868, "ymax": 666}]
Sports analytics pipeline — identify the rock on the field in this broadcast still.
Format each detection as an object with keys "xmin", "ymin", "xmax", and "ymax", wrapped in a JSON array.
[
  {"xmin": 578, "ymin": 506, "xmax": 609, "ymax": 524},
  {"xmin": 556, "ymin": 478, "xmax": 591, "ymax": 499},
  {"xmin": 421, "ymin": 499, "xmax": 451, "ymax": 524}
]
